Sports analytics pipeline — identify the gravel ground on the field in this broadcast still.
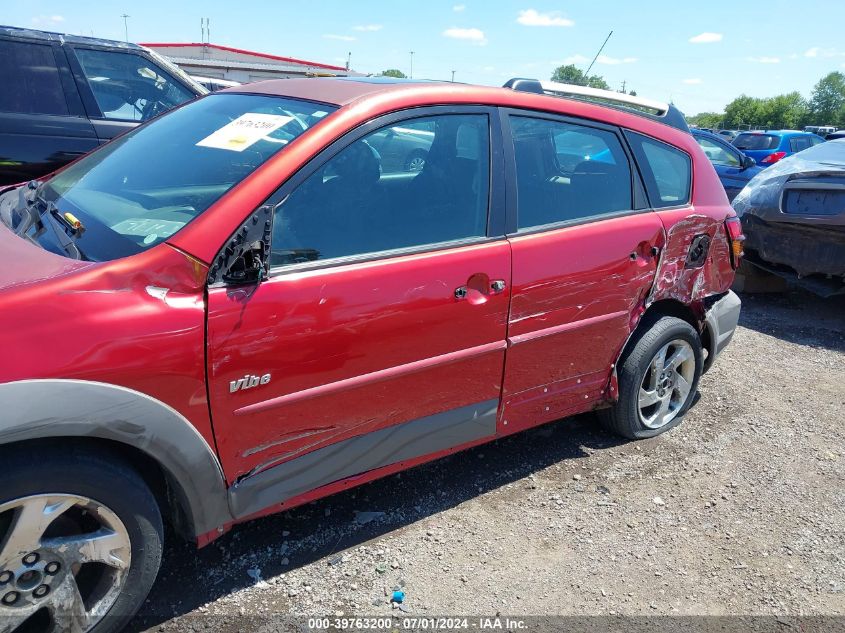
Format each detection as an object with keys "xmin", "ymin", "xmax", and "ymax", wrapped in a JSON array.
[{"xmin": 129, "ymin": 289, "xmax": 845, "ymax": 631}]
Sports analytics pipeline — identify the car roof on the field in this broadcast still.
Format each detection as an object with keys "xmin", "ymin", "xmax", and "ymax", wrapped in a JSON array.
[
  {"xmin": 690, "ymin": 129, "xmax": 725, "ymax": 141},
  {"xmin": 0, "ymin": 24, "xmax": 144, "ymax": 51},
  {"xmin": 226, "ymin": 77, "xmax": 692, "ymax": 135},
  {"xmin": 737, "ymin": 130, "xmax": 815, "ymax": 137},
  {"xmin": 222, "ymin": 77, "xmax": 451, "ymax": 106}
]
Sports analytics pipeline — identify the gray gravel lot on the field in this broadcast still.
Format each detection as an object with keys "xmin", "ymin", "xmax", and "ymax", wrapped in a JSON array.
[{"xmin": 129, "ymin": 290, "xmax": 845, "ymax": 631}]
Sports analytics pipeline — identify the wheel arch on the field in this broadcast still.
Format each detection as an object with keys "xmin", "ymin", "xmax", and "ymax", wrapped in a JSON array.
[
  {"xmin": 0, "ymin": 380, "xmax": 233, "ymax": 542},
  {"xmin": 627, "ymin": 299, "xmax": 704, "ymax": 364}
]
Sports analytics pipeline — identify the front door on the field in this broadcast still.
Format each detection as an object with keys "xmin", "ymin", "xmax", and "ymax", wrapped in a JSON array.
[
  {"xmin": 500, "ymin": 112, "xmax": 665, "ymax": 432},
  {"xmin": 207, "ymin": 110, "xmax": 510, "ymax": 512}
]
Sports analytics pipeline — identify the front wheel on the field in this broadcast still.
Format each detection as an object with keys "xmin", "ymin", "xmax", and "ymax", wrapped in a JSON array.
[
  {"xmin": 0, "ymin": 448, "xmax": 163, "ymax": 633},
  {"xmin": 599, "ymin": 315, "xmax": 703, "ymax": 439}
]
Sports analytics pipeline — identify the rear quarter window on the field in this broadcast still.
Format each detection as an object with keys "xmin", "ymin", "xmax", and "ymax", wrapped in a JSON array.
[{"xmin": 625, "ymin": 132, "xmax": 691, "ymax": 208}]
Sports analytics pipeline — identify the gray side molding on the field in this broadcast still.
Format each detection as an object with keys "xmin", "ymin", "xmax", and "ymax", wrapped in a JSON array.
[
  {"xmin": 229, "ymin": 399, "xmax": 498, "ymax": 520},
  {"xmin": 0, "ymin": 379, "xmax": 233, "ymax": 538}
]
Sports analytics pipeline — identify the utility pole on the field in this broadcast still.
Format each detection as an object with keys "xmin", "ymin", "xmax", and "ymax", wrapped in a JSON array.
[
  {"xmin": 346, "ymin": 52, "xmax": 352, "ymax": 71},
  {"xmin": 409, "ymin": 51, "xmax": 414, "ymax": 79},
  {"xmin": 621, "ymin": 79, "xmax": 626, "ymax": 94},
  {"xmin": 585, "ymin": 30, "xmax": 613, "ymax": 79},
  {"xmin": 120, "ymin": 14, "xmax": 130, "ymax": 42},
  {"xmin": 451, "ymin": 70, "xmax": 456, "ymax": 82}
]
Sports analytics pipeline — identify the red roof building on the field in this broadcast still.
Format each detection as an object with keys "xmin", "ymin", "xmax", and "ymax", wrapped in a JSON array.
[{"xmin": 141, "ymin": 43, "xmax": 361, "ymax": 84}]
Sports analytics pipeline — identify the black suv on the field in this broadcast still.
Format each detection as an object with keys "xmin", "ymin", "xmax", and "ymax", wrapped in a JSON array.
[{"xmin": 0, "ymin": 26, "xmax": 205, "ymax": 185}]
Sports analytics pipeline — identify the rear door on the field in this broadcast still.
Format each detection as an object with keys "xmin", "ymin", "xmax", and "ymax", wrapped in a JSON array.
[
  {"xmin": 0, "ymin": 37, "xmax": 97, "ymax": 185},
  {"xmin": 500, "ymin": 111, "xmax": 665, "ymax": 432},
  {"xmin": 206, "ymin": 108, "xmax": 511, "ymax": 507}
]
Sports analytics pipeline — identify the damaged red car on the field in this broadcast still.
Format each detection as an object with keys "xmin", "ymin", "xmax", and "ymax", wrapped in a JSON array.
[{"xmin": 0, "ymin": 77, "xmax": 741, "ymax": 632}]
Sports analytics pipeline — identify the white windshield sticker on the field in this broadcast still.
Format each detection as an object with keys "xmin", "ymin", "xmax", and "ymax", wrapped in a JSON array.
[
  {"xmin": 196, "ymin": 113, "xmax": 294, "ymax": 152},
  {"xmin": 111, "ymin": 218, "xmax": 185, "ymax": 238}
]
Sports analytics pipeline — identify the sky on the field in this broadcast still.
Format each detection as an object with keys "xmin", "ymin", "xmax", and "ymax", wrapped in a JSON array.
[{"xmin": 8, "ymin": 0, "xmax": 845, "ymax": 115}]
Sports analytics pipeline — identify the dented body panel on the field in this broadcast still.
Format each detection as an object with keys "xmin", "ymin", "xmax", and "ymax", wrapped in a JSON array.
[
  {"xmin": 207, "ymin": 240, "xmax": 511, "ymax": 484},
  {"xmin": 501, "ymin": 213, "xmax": 664, "ymax": 433}
]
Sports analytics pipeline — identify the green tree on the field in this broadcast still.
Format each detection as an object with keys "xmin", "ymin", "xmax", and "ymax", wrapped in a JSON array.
[
  {"xmin": 808, "ymin": 71, "xmax": 845, "ymax": 125},
  {"xmin": 688, "ymin": 112, "xmax": 724, "ymax": 129},
  {"xmin": 550, "ymin": 64, "xmax": 610, "ymax": 90},
  {"xmin": 758, "ymin": 92, "xmax": 808, "ymax": 129},
  {"xmin": 628, "ymin": 90, "xmax": 637, "ymax": 96},
  {"xmin": 380, "ymin": 69, "xmax": 407, "ymax": 79},
  {"xmin": 723, "ymin": 95, "xmax": 765, "ymax": 129}
]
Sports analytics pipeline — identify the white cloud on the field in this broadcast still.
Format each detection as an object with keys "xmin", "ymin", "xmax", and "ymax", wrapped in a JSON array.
[
  {"xmin": 31, "ymin": 14, "xmax": 64, "ymax": 26},
  {"xmin": 804, "ymin": 46, "xmax": 842, "ymax": 58},
  {"xmin": 689, "ymin": 32, "xmax": 723, "ymax": 44},
  {"xmin": 683, "ymin": 78, "xmax": 703, "ymax": 85},
  {"xmin": 322, "ymin": 34, "xmax": 356, "ymax": 41},
  {"xmin": 747, "ymin": 56, "xmax": 780, "ymax": 64},
  {"xmin": 517, "ymin": 9, "xmax": 574, "ymax": 27},
  {"xmin": 352, "ymin": 24, "xmax": 382, "ymax": 32},
  {"xmin": 453, "ymin": 4, "xmax": 466, "ymax": 11},
  {"xmin": 482, "ymin": 65, "xmax": 496, "ymax": 72},
  {"xmin": 596, "ymin": 54, "xmax": 638, "ymax": 65},
  {"xmin": 442, "ymin": 27, "xmax": 487, "ymax": 45}
]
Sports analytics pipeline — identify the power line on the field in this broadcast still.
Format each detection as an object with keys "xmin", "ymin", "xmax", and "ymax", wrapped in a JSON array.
[{"xmin": 585, "ymin": 30, "xmax": 613, "ymax": 79}]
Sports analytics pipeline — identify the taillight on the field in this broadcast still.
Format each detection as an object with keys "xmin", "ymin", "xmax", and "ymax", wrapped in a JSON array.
[
  {"xmin": 761, "ymin": 151, "xmax": 786, "ymax": 164},
  {"xmin": 725, "ymin": 216, "xmax": 745, "ymax": 269}
]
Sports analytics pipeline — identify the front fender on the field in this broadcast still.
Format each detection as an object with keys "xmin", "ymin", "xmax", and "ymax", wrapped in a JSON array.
[{"xmin": 0, "ymin": 379, "xmax": 233, "ymax": 539}]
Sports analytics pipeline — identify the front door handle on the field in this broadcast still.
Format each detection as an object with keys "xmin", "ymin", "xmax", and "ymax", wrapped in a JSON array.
[{"xmin": 454, "ymin": 274, "xmax": 507, "ymax": 303}]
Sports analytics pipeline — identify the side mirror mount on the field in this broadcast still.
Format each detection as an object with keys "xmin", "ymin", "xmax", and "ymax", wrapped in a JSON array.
[
  {"xmin": 208, "ymin": 205, "xmax": 272, "ymax": 286},
  {"xmin": 222, "ymin": 240, "xmax": 267, "ymax": 285}
]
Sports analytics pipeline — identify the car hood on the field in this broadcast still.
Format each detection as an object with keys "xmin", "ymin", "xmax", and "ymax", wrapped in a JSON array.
[{"xmin": 0, "ymin": 221, "xmax": 95, "ymax": 294}]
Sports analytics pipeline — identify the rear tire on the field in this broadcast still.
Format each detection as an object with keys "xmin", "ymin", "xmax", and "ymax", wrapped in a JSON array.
[
  {"xmin": 0, "ymin": 446, "xmax": 163, "ymax": 633},
  {"xmin": 599, "ymin": 315, "xmax": 703, "ymax": 439}
]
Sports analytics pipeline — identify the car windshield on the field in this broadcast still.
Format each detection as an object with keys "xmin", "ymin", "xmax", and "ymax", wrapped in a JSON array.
[
  {"xmin": 733, "ymin": 133, "xmax": 779, "ymax": 150},
  {"xmin": 39, "ymin": 93, "xmax": 336, "ymax": 261}
]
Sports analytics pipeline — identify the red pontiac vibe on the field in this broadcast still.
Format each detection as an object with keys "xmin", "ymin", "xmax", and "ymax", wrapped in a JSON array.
[{"xmin": 0, "ymin": 77, "xmax": 742, "ymax": 632}]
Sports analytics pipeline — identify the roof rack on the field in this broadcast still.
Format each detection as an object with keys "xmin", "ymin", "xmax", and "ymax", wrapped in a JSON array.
[{"xmin": 503, "ymin": 78, "xmax": 689, "ymax": 133}]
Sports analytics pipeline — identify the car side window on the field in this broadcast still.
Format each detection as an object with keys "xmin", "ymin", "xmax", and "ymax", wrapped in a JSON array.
[
  {"xmin": 510, "ymin": 116, "xmax": 632, "ymax": 230},
  {"xmin": 790, "ymin": 136, "xmax": 811, "ymax": 152},
  {"xmin": 626, "ymin": 132, "xmax": 691, "ymax": 208},
  {"xmin": 74, "ymin": 48, "xmax": 195, "ymax": 121},
  {"xmin": 271, "ymin": 114, "xmax": 489, "ymax": 267},
  {"xmin": 0, "ymin": 40, "xmax": 68, "ymax": 115},
  {"xmin": 695, "ymin": 136, "xmax": 740, "ymax": 167}
]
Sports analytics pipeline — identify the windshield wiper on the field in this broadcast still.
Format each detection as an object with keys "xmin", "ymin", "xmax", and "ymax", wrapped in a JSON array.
[{"xmin": 13, "ymin": 180, "xmax": 85, "ymax": 260}]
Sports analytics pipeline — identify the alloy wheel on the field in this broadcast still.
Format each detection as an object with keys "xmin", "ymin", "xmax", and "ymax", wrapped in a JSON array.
[
  {"xmin": 0, "ymin": 494, "xmax": 131, "ymax": 633},
  {"xmin": 637, "ymin": 339, "xmax": 696, "ymax": 429}
]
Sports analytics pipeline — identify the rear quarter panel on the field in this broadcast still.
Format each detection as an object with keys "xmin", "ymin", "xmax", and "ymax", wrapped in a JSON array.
[{"xmin": 649, "ymin": 135, "xmax": 737, "ymax": 310}]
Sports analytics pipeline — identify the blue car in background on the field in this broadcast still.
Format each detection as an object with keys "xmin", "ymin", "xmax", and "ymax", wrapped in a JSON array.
[
  {"xmin": 732, "ymin": 130, "xmax": 825, "ymax": 167},
  {"xmin": 691, "ymin": 129, "xmax": 763, "ymax": 201}
]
